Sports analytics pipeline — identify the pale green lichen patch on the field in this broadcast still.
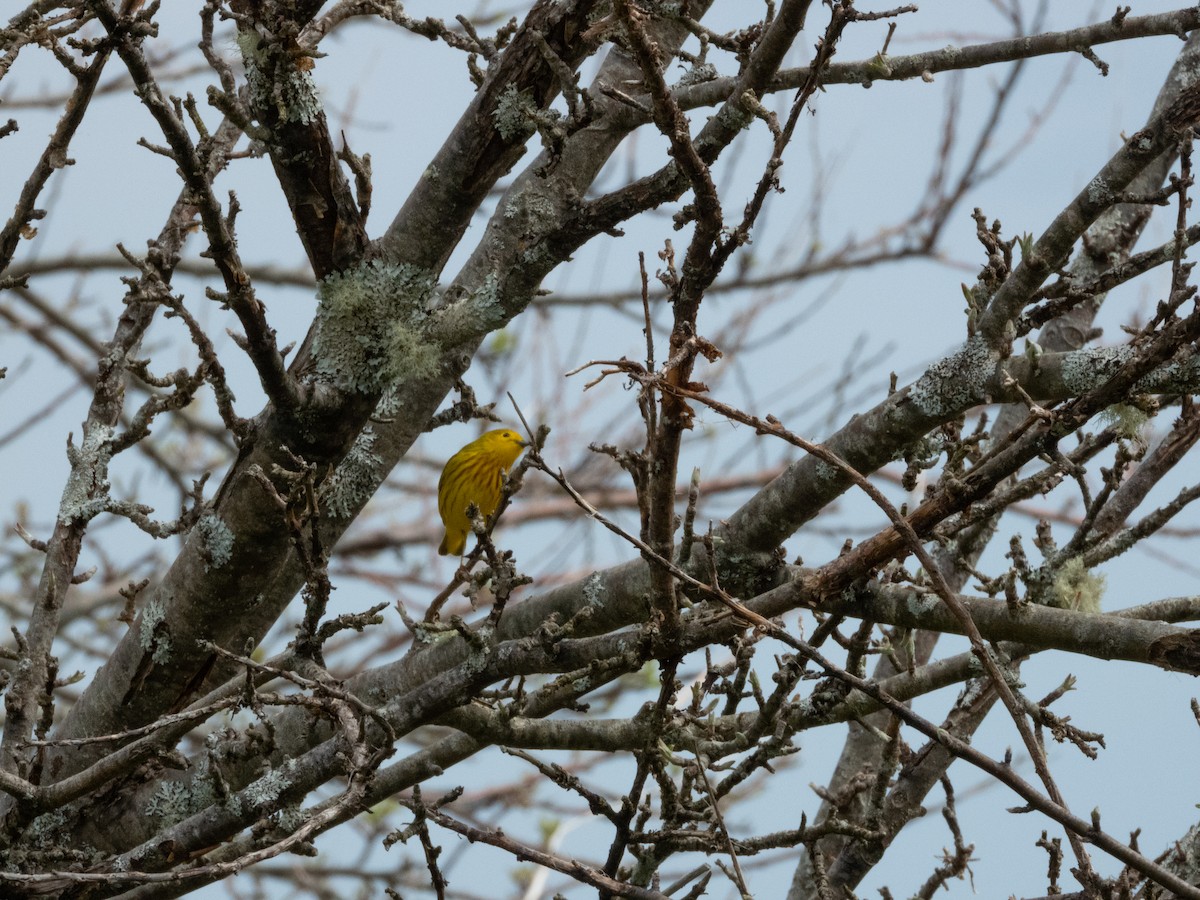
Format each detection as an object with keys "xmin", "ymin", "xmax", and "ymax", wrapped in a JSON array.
[
  {"xmin": 898, "ymin": 432, "xmax": 944, "ymax": 467},
  {"xmin": 1061, "ymin": 345, "xmax": 1133, "ymax": 395},
  {"xmin": 504, "ymin": 192, "xmax": 556, "ymax": 226},
  {"xmin": 1051, "ymin": 557, "xmax": 1105, "ymax": 613},
  {"xmin": 462, "ymin": 629, "xmax": 493, "ymax": 676},
  {"xmin": 311, "ymin": 260, "xmax": 437, "ymax": 393},
  {"xmin": 1136, "ymin": 352, "xmax": 1200, "ymax": 393},
  {"xmin": 139, "ymin": 596, "xmax": 172, "ymax": 664},
  {"xmin": 521, "ymin": 242, "xmax": 553, "ymax": 269},
  {"xmin": 384, "ymin": 320, "xmax": 442, "ymax": 383},
  {"xmin": 493, "ymin": 84, "xmax": 540, "ymax": 142},
  {"xmin": 245, "ymin": 762, "xmax": 293, "ymax": 810},
  {"xmin": 275, "ymin": 804, "xmax": 308, "ymax": 833},
  {"xmin": 905, "ymin": 591, "xmax": 940, "ymax": 617},
  {"xmin": 583, "ymin": 572, "xmax": 605, "ymax": 606},
  {"xmin": 1097, "ymin": 403, "xmax": 1150, "ymax": 441},
  {"xmin": 376, "ymin": 384, "xmax": 403, "ymax": 418},
  {"xmin": 322, "ymin": 426, "xmax": 383, "ymax": 519},
  {"xmin": 907, "ymin": 336, "xmax": 994, "ymax": 418},
  {"xmin": 145, "ymin": 780, "xmax": 194, "ymax": 827},
  {"xmin": 677, "ymin": 62, "xmax": 718, "ymax": 86},
  {"xmin": 195, "ymin": 513, "xmax": 234, "ymax": 571},
  {"xmin": 23, "ymin": 810, "xmax": 67, "ymax": 848},
  {"xmin": 237, "ymin": 28, "xmax": 323, "ymax": 125},
  {"xmin": 187, "ymin": 758, "xmax": 219, "ymax": 812},
  {"xmin": 235, "ymin": 29, "xmax": 263, "ymax": 71},
  {"xmin": 959, "ymin": 663, "xmax": 989, "ymax": 697},
  {"xmin": 812, "ymin": 460, "xmax": 842, "ymax": 483},
  {"xmin": 58, "ymin": 424, "xmax": 114, "ymax": 524},
  {"xmin": 5, "ymin": 807, "xmax": 105, "ymax": 871},
  {"xmin": 1085, "ymin": 176, "xmax": 1111, "ymax": 207}
]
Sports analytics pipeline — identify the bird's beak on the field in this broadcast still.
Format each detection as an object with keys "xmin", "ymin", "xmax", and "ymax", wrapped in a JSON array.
[{"xmin": 518, "ymin": 439, "xmax": 530, "ymax": 448}]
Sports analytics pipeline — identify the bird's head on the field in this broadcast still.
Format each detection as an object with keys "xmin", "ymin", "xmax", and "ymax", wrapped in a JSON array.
[{"xmin": 482, "ymin": 428, "xmax": 529, "ymax": 464}]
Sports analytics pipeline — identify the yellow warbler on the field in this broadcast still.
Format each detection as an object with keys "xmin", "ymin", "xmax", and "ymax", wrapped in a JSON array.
[{"xmin": 437, "ymin": 428, "xmax": 529, "ymax": 556}]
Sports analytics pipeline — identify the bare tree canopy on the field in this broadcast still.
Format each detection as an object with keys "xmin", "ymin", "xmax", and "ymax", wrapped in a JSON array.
[{"xmin": 5, "ymin": 1, "xmax": 1200, "ymax": 898}]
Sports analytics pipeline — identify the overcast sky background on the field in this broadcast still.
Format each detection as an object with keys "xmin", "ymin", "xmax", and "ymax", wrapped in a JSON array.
[{"xmin": 4, "ymin": 2, "xmax": 1200, "ymax": 897}]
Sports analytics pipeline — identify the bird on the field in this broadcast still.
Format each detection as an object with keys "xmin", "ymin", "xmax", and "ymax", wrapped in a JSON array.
[{"xmin": 437, "ymin": 428, "xmax": 529, "ymax": 556}]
